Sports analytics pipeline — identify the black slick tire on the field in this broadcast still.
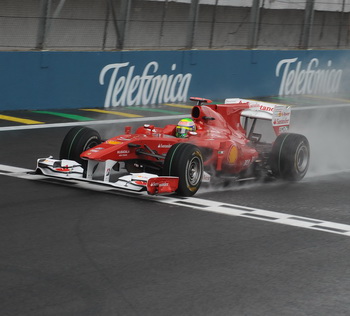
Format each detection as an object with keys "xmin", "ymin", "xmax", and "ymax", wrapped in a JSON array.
[
  {"xmin": 270, "ymin": 133, "xmax": 310, "ymax": 181},
  {"xmin": 163, "ymin": 143, "xmax": 203, "ymax": 196},
  {"xmin": 59, "ymin": 126, "xmax": 101, "ymax": 166}
]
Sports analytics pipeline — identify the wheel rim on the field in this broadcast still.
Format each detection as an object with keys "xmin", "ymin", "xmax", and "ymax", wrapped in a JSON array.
[
  {"xmin": 186, "ymin": 156, "xmax": 202, "ymax": 186},
  {"xmin": 83, "ymin": 137, "xmax": 100, "ymax": 152},
  {"xmin": 296, "ymin": 143, "xmax": 309, "ymax": 173}
]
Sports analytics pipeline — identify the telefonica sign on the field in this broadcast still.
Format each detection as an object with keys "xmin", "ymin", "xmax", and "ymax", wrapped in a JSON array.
[
  {"xmin": 276, "ymin": 57, "xmax": 343, "ymax": 95},
  {"xmin": 99, "ymin": 61, "xmax": 192, "ymax": 107}
]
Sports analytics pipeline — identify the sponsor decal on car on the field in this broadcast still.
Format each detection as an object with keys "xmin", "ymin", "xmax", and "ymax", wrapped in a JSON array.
[
  {"xmin": 228, "ymin": 146, "xmax": 238, "ymax": 164},
  {"xmin": 279, "ymin": 126, "xmax": 289, "ymax": 133},
  {"xmin": 117, "ymin": 149, "xmax": 130, "ymax": 157},
  {"xmin": 150, "ymin": 182, "xmax": 169, "ymax": 187},
  {"xmin": 55, "ymin": 168, "xmax": 71, "ymax": 172},
  {"xmin": 272, "ymin": 105, "xmax": 291, "ymax": 126},
  {"xmin": 117, "ymin": 150, "xmax": 130, "ymax": 154},
  {"xmin": 89, "ymin": 147, "xmax": 104, "ymax": 153},
  {"xmin": 243, "ymin": 159, "xmax": 251, "ymax": 166},
  {"xmin": 259, "ymin": 105, "xmax": 274, "ymax": 113},
  {"xmin": 107, "ymin": 140, "xmax": 122, "ymax": 145},
  {"xmin": 133, "ymin": 180, "xmax": 147, "ymax": 185},
  {"xmin": 157, "ymin": 144, "xmax": 172, "ymax": 148}
]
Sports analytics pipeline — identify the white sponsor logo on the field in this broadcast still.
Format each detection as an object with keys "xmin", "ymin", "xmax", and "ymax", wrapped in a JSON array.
[
  {"xmin": 279, "ymin": 126, "xmax": 289, "ymax": 133},
  {"xmin": 243, "ymin": 159, "xmax": 250, "ymax": 166},
  {"xmin": 276, "ymin": 58, "xmax": 342, "ymax": 95},
  {"xmin": 150, "ymin": 182, "xmax": 169, "ymax": 187},
  {"xmin": 100, "ymin": 61, "xmax": 192, "ymax": 107},
  {"xmin": 157, "ymin": 144, "xmax": 172, "ymax": 148}
]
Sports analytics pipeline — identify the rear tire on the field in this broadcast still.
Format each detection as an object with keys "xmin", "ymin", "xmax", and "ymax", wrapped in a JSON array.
[
  {"xmin": 60, "ymin": 126, "xmax": 101, "ymax": 166},
  {"xmin": 163, "ymin": 143, "xmax": 203, "ymax": 196},
  {"xmin": 270, "ymin": 133, "xmax": 310, "ymax": 181}
]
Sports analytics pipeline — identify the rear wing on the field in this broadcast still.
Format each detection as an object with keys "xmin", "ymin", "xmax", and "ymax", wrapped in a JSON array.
[{"xmin": 225, "ymin": 98, "xmax": 291, "ymax": 135}]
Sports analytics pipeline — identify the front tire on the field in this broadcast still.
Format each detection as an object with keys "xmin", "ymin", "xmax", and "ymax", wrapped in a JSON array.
[
  {"xmin": 60, "ymin": 126, "xmax": 101, "ymax": 166},
  {"xmin": 270, "ymin": 133, "xmax": 310, "ymax": 181},
  {"xmin": 163, "ymin": 143, "xmax": 203, "ymax": 196}
]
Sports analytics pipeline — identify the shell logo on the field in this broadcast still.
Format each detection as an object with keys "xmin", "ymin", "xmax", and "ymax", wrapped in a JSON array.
[
  {"xmin": 107, "ymin": 140, "xmax": 122, "ymax": 145},
  {"xmin": 228, "ymin": 145, "xmax": 238, "ymax": 164}
]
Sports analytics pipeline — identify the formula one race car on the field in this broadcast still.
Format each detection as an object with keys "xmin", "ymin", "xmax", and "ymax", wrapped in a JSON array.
[{"xmin": 36, "ymin": 97, "xmax": 310, "ymax": 196}]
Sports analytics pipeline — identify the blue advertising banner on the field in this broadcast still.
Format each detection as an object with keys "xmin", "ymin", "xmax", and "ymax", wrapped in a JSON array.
[{"xmin": 0, "ymin": 50, "xmax": 349, "ymax": 110}]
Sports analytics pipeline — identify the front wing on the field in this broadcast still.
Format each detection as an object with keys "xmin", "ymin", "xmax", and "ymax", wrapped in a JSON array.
[{"xmin": 36, "ymin": 157, "xmax": 179, "ymax": 195}]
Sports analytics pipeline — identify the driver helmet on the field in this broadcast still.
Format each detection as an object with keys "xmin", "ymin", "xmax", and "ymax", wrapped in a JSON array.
[{"xmin": 176, "ymin": 118, "xmax": 196, "ymax": 138}]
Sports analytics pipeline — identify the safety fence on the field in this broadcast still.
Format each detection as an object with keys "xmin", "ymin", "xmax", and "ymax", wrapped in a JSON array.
[{"xmin": 1, "ymin": 0, "xmax": 350, "ymax": 51}]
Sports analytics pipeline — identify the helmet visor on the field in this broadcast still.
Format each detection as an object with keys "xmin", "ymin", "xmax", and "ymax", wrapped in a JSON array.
[{"xmin": 176, "ymin": 126, "xmax": 191, "ymax": 138}]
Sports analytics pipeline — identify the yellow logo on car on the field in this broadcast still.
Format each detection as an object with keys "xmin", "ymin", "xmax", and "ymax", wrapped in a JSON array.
[{"xmin": 228, "ymin": 146, "xmax": 238, "ymax": 164}]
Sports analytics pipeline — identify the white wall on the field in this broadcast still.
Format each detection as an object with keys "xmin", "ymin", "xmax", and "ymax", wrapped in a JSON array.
[{"xmin": 148, "ymin": 0, "xmax": 350, "ymax": 12}]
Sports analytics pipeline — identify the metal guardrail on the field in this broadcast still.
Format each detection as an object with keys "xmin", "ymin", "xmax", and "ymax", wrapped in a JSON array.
[{"xmin": 1, "ymin": 0, "xmax": 349, "ymax": 51}]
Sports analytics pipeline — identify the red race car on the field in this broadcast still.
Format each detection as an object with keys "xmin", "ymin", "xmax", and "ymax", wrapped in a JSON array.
[{"xmin": 36, "ymin": 97, "xmax": 310, "ymax": 196}]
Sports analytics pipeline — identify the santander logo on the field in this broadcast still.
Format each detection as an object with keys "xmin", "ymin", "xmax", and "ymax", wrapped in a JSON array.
[
  {"xmin": 99, "ymin": 61, "xmax": 192, "ymax": 107},
  {"xmin": 276, "ymin": 57, "xmax": 343, "ymax": 95}
]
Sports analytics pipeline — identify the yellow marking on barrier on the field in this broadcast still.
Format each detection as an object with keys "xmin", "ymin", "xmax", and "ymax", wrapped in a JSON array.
[
  {"xmin": 81, "ymin": 108, "xmax": 143, "ymax": 118},
  {"xmin": 164, "ymin": 103, "xmax": 193, "ymax": 109},
  {"xmin": 304, "ymin": 95, "xmax": 350, "ymax": 103},
  {"xmin": 0, "ymin": 114, "xmax": 44, "ymax": 125}
]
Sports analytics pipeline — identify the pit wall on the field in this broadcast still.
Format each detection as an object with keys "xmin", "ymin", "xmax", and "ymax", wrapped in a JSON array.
[{"xmin": 1, "ymin": 49, "xmax": 349, "ymax": 110}]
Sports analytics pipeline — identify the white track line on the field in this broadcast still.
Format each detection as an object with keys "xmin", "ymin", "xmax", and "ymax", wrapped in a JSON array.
[
  {"xmin": 158, "ymin": 196, "xmax": 350, "ymax": 237},
  {"xmin": 0, "ymin": 115, "xmax": 187, "ymax": 132},
  {"xmin": 0, "ymin": 164, "xmax": 32, "ymax": 173},
  {"xmin": 292, "ymin": 103, "xmax": 350, "ymax": 111},
  {"xmin": 1, "ymin": 164, "xmax": 350, "ymax": 238}
]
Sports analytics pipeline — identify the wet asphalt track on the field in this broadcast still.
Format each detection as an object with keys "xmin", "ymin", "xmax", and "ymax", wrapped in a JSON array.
[{"xmin": 1, "ymin": 99, "xmax": 350, "ymax": 315}]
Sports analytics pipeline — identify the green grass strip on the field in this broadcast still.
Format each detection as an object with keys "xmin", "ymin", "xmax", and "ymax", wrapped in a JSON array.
[
  {"xmin": 126, "ymin": 106, "xmax": 184, "ymax": 115},
  {"xmin": 32, "ymin": 111, "xmax": 94, "ymax": 121}
]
